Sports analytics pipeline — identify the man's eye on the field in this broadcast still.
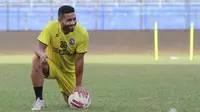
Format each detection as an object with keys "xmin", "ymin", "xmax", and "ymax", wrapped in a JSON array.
[
  {"xmin": 66, "ymin": 19, "xmax": 72, "ymax": 22},
  {"xmin": 66, "ymin": 18, "xmax": 76, "ymax": 22}
]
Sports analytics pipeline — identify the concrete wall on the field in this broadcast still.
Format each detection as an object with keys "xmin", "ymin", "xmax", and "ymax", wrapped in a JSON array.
[{"xmin": 0, "ymin": 30, "xmax": 200, "ymax": 55}]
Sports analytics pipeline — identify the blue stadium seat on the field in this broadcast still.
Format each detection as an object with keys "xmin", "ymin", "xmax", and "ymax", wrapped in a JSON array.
[
  {"xmin": 0, "ymin": 8, "xmax": 7, "ymax": 30},
  {"xmin": 0, "ymin": 2, "xmax": 200, "ymax": 30},
  {"xmin": 101, "ymin": 7, "xmax": 140, "ymax": 30}
]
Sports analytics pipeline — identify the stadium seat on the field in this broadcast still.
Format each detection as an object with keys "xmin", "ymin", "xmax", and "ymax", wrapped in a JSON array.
[{"xmin": 0, "ymin": 1, "xmax": 200, "ymax": 30}]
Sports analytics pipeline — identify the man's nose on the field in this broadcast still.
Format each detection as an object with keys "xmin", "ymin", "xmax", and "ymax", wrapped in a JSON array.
[{"xmin": 70, "ymin": 20, "xmax": 75, "ymax": 24}]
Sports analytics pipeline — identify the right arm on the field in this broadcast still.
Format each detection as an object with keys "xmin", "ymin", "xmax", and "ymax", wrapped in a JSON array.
[
  {"xmin": 35, "ymin": 23, "xmax": 51, "ymax": 59},
  {"xmin": 35, "ymin": 24, "xmax": 51, "ymax": 64},
  {"xmin": 35, "ymin": 41, "xmax": 48, "ymax": 57}
]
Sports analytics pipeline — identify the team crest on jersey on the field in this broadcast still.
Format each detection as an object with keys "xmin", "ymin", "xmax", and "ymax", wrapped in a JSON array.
[{"xmin": 69, "ymin": 38, "xmax": 75, "ymax": 45}]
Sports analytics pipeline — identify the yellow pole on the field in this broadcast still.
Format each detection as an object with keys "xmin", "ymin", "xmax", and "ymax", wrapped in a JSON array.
[
  {"xmin": 154, "ymin": 22, "xmax": 158, "ymax": 60},
  {"xmin": 190, "ymin": 22, "xmax": 194, "ymax": 61}
]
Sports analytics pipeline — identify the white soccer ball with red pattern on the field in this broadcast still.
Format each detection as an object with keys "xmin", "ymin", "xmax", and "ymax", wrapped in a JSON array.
[{"xmin": 68, "ymin": 91, "xmax": 91, "ymax": 109}]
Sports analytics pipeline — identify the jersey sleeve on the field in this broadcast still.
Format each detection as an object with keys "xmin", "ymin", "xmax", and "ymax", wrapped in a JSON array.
[
  {"xmin": 37, "ymin": 23, "xmax": 51, "ymax": 45},
  {"xmin": 76, "ymin": 30, "xmax": 89, "ymax": 54}
]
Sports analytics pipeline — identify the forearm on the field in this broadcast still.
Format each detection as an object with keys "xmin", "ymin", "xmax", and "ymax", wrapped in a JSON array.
[
  {"xmin": 35, "ymin": 47, "xmax": 45, "ymax": 57},
  {"xmin": 35, "ymin": 41, "xmax": 47, "ymax": 57},
  {"xmin": 75, "ymin": 59, "xmax": 84, "ymax": 87}
]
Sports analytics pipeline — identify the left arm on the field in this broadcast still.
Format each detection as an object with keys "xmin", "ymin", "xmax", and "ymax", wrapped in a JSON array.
[
  {"xmin": 75, "ymin": 53, "xmax": 85, "ymax": 87},
  {"xmin": 75, "ymin": 30, "xmax": 89, "ymax": 88}
]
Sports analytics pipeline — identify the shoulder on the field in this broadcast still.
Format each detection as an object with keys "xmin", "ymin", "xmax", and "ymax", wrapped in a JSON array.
[
  {"xmin": 74, "ymin": 23, "xmax": 89, "ymax": 39},
  {"xmin": 42, "ymin": 20, "xmax": 59, "ymax": 32}
]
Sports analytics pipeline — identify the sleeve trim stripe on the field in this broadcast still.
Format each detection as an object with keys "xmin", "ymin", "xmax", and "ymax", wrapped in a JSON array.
[{"xmin": 76, "ymin": 51, "xmax": 87, "ymax": 54}]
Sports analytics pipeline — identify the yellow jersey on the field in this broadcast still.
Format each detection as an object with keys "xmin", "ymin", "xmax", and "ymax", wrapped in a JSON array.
[{"xmin": 37, "ymin": 20, "xmax": 89, "ymax": 74}]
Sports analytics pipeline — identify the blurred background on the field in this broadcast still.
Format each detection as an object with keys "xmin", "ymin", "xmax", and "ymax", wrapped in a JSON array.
[
  {"xmin": 1, "ymin": 2, "xmax": 200, "ymax": 112},
  {"xmin": 0, "ymin": 0, "xmax": 199, "ymax": 31}
]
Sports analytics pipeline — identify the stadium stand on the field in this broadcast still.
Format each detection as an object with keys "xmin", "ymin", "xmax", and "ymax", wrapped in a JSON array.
[{"xmin": 0, "ymin": 0, "xmax": 199, "ymax": 30}]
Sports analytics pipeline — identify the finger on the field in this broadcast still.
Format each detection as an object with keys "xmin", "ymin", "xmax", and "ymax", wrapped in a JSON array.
[
  {"xmin": 85, "ymin": 91, "xmax": 88, "ymax": 99},
  {"xmin": 80, "ymin": 89, "xmax": 85, "ymax": 98},
  {"xmin": 85, "ymin": 92, "xmax": 88, "ymax": 98},
  {"xmin": 79, "ymin": 89, "xmax": 84, "ymax": 98},
  {"xmin": 45, "ymin": 59, "xmax": 48, "ymax": 64},
  {"xmin": 81, "ymin": 91, "xmax": 84, "ymax": 98},
  {"xmin": 78, "ymin": 91, "xmax": 81, "ymax": 98},
  {"xmin": 43, "ymin": 58, "xmax": 48, "ymax": 64},
  {"xmin": 39, "ymin": 59, "xmax": 44, "ymax": 66},
  {"xmin": 82, "ymin": 89, "xmax": 87, "ymax": 98},
  {"xmin": 82, "ymin": 91, "xmax": 85, "ymax": 98},
  {"xmin": 82, "ymin": 91, "xmax": 87, "ymax": 98},
  {"xmin": 42, "ymin": 61, "xmax": 47, "ymax": 65},
  {"xmin": 84, "ymin": 92, "xmax": 87, "ymax": 98},
  {"xmin": 82, "ymin": 91, "xmax": 86, "ymax": 98},
  {"xmin": 86, "ymin": 91, "xmax": 89, "ymax": 96}
]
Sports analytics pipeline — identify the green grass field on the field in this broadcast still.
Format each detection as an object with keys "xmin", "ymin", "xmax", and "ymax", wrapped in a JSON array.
[{"xmin": 1, "ymin": 55, "xmax": 200, "ymax": 112}]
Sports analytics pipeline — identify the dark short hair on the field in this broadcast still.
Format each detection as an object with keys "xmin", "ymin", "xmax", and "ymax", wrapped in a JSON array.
[{"xmin": 58, "ymin": 5, "xmax": 75, "ymax": 18}]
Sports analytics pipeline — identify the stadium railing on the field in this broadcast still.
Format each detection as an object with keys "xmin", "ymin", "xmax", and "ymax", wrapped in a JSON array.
[{"xmin": 0, "ymin": 1, "xmax": 199, "ymax": 30}]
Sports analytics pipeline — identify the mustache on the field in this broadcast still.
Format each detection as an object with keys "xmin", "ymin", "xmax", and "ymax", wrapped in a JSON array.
[{"xmin": 63, "ymin": 24, "xmax": 76, "ymax": 29}]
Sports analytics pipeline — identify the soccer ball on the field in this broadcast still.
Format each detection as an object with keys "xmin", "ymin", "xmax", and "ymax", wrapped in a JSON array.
[{"xmin": 68, "ymin": 92, "xmax": 91, "ymax": 109}]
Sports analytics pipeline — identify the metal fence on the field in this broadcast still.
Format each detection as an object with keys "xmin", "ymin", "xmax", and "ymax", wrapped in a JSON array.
[{"xmin": 0, "ymin": 1, "xmax": 199, "ymax": 30}]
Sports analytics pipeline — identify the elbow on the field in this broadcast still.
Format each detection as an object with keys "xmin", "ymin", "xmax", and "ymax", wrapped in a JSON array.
[
  {"xmin": 34, "ymin": 47, "xmax": 40, "ymax": 57},
  {"xmin": 34, "ymin": 47, "xmax": 37, "ymax": 55}
]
